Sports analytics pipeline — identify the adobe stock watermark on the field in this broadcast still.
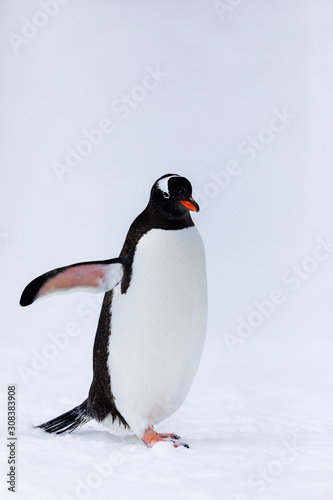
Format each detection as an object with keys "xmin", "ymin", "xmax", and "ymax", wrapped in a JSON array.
[
  {"xmin": 193, "ymin": 107, "xmax": 296, "ymax": 209},
  {"xmin": 236, "ymin": 439, "xmax": 303, "ymax": 500},
  {"xmin": 224, "ymin": 236, "xmax": 333, "ymax": 353},
  {"xmin": 18, "ymin": 294, "xmax": 104, "ymax": 385},
  {"xmin": 213, "ymin": 0, "xmax": 244, "ymax": 23},
  {"xmin": 52, "ymin": 65, "xmax": 169, "ymax": 182},
  {"xmin": 151, "ymin": 395, "xmax": 180, "ymax": 425},
  {"xmin": 8, "ymin": 0, "xmax": 72, "ymax": 54},
  {"xmin": 61, "ymin": 452, "xmax": 124, "ymax": 500}
]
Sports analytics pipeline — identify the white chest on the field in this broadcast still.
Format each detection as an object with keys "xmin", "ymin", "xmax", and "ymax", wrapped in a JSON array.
[{"xmin": 107, "ymin": 226, "xmax": 207, "ymax": 437}]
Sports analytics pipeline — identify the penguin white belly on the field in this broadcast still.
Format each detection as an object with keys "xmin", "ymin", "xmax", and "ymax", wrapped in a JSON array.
[{"xmin": 107, "ymin": 226, "xmax": 207, "ymax": 438}]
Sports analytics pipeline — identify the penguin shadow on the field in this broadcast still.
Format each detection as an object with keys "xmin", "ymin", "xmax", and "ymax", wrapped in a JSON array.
[
  {"xmin": 75, "ymin": 427, "xmax": 137, "ymax": 445},
  {"xmin": 32, "ymin": 420, "xmax": 137, "ymax": 446}
]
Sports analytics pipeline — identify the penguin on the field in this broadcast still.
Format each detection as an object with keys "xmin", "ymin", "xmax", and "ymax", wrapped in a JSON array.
[{"xmin": 20, "ymin": 174, "xmax": 207, "ymax": 448}]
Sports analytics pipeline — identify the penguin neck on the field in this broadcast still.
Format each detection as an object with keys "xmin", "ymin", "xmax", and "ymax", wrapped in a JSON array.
[
  {"xmin": 119, "ymin": 204, "xmax": 194, "ymax": 260},
  {"xmin": 146, "ymin": 202, "xmax": 194, "ymax": 231}
]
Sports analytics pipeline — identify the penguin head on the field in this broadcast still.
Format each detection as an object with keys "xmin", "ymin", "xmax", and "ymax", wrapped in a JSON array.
[{"xmin": 150, "ymin": 174, "xmax": 200, "ymax": 217}]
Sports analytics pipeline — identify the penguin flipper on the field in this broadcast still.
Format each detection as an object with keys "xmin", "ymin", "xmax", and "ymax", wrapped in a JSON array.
[{"xmin": 20, "ymin": 257, "xmax": 126, "ymax": 307}]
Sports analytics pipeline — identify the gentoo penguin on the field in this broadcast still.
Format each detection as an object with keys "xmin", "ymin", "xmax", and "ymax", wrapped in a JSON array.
[{"xmin": 20, "ymin": 174, "xmax": 207, "ymax": 448}]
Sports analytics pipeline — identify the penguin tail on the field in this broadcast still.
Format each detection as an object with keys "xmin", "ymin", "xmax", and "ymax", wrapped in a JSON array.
[{"xmin": 36, "ymin": 399, "xmax": 91, "ymax": 434}]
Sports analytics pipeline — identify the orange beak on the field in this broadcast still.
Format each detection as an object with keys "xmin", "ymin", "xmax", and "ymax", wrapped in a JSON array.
[{"xmin": 179, "ymin": 197, "xmax": 199, "ymax": 212}]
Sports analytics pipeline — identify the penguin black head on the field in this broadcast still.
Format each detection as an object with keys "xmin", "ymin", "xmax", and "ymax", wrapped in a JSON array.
[{"xmin": 149, "ymin": 174, "xmax": 199, "ymax": 219}]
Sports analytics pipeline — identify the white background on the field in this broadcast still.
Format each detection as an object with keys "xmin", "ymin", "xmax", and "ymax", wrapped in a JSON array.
[{"xmin": 0, "ymin": 1, "xmax": 332, "ymax": 499}]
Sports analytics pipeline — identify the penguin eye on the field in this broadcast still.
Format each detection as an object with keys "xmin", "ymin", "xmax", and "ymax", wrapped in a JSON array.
[{"xmin": 163, "ymin": 192, "xmax": 170, "ymax": 199}]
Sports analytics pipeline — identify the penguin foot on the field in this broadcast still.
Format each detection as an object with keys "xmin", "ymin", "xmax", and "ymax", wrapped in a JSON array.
[
  {"xmin": 142, "ymin": 428, "xmax": 189, "ymax": 448},
  {"xmin": 173, "ymin": 440, "xmax": 190, "ymax": 448},
  {"xmin": 156, "ymin": 432, "xmax": 181, "ymax": 440}
]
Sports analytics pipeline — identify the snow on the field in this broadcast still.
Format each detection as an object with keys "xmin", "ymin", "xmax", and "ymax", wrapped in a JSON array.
[{"xmin": 0, "ymin": 1, "xmax": 333, "ymax": 499}]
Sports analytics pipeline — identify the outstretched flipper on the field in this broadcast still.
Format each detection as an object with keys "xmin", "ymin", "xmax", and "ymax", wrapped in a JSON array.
[{"xmin": 20, "ymin": 257, "xmax": 127, "ymax": 307}]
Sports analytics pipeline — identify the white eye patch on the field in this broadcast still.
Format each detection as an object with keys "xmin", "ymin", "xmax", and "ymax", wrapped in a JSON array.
[{"xmin": 157, "ymin": 175, "xmax": 179, "ymax": 197}]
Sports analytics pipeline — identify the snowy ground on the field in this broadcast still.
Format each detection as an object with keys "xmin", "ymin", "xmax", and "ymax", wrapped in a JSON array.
[{"xmin": 1, "ymin": 1, "xmax": 333, "ymax": 499}]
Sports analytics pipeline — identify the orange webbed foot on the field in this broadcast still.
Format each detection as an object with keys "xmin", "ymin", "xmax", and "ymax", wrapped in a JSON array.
[
  {"xmin": 142, "ymin": 428, "xmax": 189, "ymax": 448},
  {"xmin": 156, "ymin": 432, "xmax": 181, "ymax": 440}
]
